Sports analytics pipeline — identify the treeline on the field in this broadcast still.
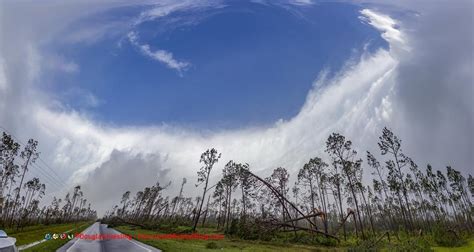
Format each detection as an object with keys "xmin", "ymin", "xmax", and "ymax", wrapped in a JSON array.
[
  {"xmin": 105, "ymin": 127, "xmax": 473, "ymax": 243},
  {"xmin": 0, "ymin": 132, "xmax": 96, "ymax": 229}
]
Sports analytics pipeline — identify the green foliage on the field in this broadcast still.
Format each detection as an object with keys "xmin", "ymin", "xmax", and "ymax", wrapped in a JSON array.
[
  {"xmin": 174, "ymin": 225, "xmax": 194, "ymax": 234},
  {"xmin": 315, "ymin": 235, "xmax": 339, "ymax": 247},
  {"xmin": 149, "ymin": 223, "xmax": 194, "ymax": 233},
  {"xmin": 432, "ymin": 225, "xmax": 467, "ymax": 247},
  {"xmin": 234, "ymin": 221, "xmax": 277, "ymax": 241},
  {"xmin": 386, "ymin": 237, "xmax": 433, "ymax": 252},
  {"xmin": 116, "ymin": 225, "xmax": 336, "ymax": 252},
  {"xmin": 347, "ymin": 236, "xmax": 383, "ymax": 252},
  {"xmin": 206, "ymin": 241, "xmax": 219, "ymax": 249},
  {"xmin": 225, "ymin": 218, "xmax": 239, "ymax": 236}
]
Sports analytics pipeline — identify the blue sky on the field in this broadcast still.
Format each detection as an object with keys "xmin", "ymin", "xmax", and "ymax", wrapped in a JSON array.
[{"xmin": 46, "ymin": 1, "xmax": 386, "ymax": 128}]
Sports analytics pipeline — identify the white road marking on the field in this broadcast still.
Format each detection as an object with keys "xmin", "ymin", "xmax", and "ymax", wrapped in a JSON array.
[
  {"xmin": 18, "ymin": 239, "xmax": 46, "ymax": 251},
  {"xmin": 106, "ymin": 225, "xmax": 154, "ymax": 252},
  {"xmin": 127, "ymin": 239, "xmax": 152, "ymax": 252},
  {"xmin": 66, "ymin": 222, "xmax": 101, "ymax": 252},
  {"xmin": 18, "ymin": 227, "xmax": 79, "ymax": 251}
]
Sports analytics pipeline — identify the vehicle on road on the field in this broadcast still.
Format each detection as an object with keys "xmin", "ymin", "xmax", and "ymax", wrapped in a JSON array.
[{"xmin": 0, "ymin": 230, "xmax": 18, "ymax": 252}]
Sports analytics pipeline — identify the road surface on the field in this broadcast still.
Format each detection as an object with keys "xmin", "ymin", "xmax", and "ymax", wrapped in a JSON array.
[{"xmin": 57, "ymin": 222, "xmax": 161, "ymax": 252}]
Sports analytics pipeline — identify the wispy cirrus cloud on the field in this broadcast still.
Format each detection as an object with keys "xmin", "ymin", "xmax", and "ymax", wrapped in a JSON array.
[
  {"xmin": 127, "ymin": 31, "xmax": 190, "ymax": 74},
  {"xmin": 134, "ymin": 0, "xmax": 224, "ymax": 25},
  {"xmin": 288, "ymin": 0, "xmax": 313, "ymax": 6},
  {"xmin": 45, "ymin": 54, "xmax": 80, "ymax": 74},
  {"xmin": 359, "ymin": 9, "xmax": 409, "ymax": 51}
]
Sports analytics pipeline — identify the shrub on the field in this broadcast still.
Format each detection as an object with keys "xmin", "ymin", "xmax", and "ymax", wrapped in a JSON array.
[
  {"xmin": 348, "ymin": 237, "xmax": 381, "ymax": 252},
  {"xmin": 205, "ymin": 241, "xmax": 219, "ymax": 249},
  {"xmin": 226, "ymin": 218, "xmax": 239, "ymax": 236},
  {"xmin": 386, "ymin": 237, "xmax": 432, "ymax": 252},
  {"xmin": 432, "ymin": 225, "xmax": 467, "ymax": 247}
]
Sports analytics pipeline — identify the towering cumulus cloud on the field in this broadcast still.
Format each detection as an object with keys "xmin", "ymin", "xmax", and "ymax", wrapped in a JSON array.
[{"xmin": 0, "ymin": 0, "xmax": 471, "ymax": 215}]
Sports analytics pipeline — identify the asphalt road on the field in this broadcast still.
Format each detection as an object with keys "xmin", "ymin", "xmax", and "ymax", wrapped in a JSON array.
[{"xmin": 57, "ymin": 222, "xmax": 161, "ymax": 252}]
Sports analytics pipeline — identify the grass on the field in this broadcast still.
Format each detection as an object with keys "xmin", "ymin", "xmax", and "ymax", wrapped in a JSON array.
[
  {"xmin": 115, "ymin": 225, "xmax": 474, "ymax": 252},
  {"xmin": 4, "ymin": 221, "xmax": 91, "ymax": 247},
  {"xmin": 18, "ymin": 222, "xmax": 468, "ymax": 252},
  {"xmin": 433, "ymin": 238, "xmax": 474, "ymax": 252},
  {"xmin": 115, "ymin": 225, "xmax": 344, "ymax": 252},
  {"xmin": 21, "ymin": 222, "xmax": 91, "ymax": 252}
]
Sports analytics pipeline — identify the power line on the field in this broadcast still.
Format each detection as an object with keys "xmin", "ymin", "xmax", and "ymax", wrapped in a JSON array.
[
  {"xmin": 0, "ymin": 125, "xmax": 69, "ymax": 190},
  {"xmin": 1, "ymin": 124, "xmax": 92, "ymax": 186},
  {"xmin": 26, "ymin": 166, "xmax": 63, "ymax": 191},
  {"xmin": 31, "ymin": 163, "xmax": 66, "ymax": 189},
  {"xmin": 9, "ymin": 154, "xmax": 66, "ymax": 191},
  {"xmin": 38, "ymin": 157, "xmax": 66, "ymax": 184}
]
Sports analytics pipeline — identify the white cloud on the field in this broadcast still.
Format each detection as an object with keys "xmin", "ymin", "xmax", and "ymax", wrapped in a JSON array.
[
  {"xmin": 288, "ymin": 0, "xmax": 313, "ymax": 6},
  {"xmin": 360, "ymin": 9, "xmax": 409, "ymax": 52},
  {"xmin": 0, "ymin": 0, "xmax": 472, "ymax": 215},
  {"xmin": 62, "ymin": 20, "xmax": 130, "ymax": 45},
  {"xmin": 252, "ymin": 0, "xmax": 313, "ymax": 6},
  {"xmin": 83, "ymin": 93, "xmax": 101, "ymax": 108},
  {"xmin": 0, "ymin": 58, "xmax": 7, "ymax": 92},
  {"xmin": 26, "ymin": 46, "xmax": 396, "ymax": 214},
  {"xmin": 134, "ymin": 0, "xmax": 225, "ymax": 25},
  {"xmin": 45, "ymin": 55, "xmax": 80, "ymax": 74},
  {"xmin": 127, "ymin": 31, "xmax": 190, "ymax": 73}
]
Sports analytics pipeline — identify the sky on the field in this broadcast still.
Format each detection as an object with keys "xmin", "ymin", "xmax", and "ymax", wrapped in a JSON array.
[
  {"xmin": 0, "ymin": 0, "xmax": 472, "ymax": 216},
  {"xmin": 46, "ymin": 1, "xmax": 386, "ymax": 127}
]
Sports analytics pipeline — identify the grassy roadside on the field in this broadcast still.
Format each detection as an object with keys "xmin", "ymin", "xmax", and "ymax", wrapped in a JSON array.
[
  {"xmin": 115, "ymin": 225, "xmax": 474, "ymax": 252},
  {"xmin": 21, "ymin": 222, "xmax": 92, "ymax": 252},
  {"xmin": 115, "ymin": 225, "xmax": 343, "ymax": 252},
  {"xmin": 433, "ymin": 238, "xmax": 474, "ymax": 252},
  {"xmin": 4, "ymin": 221, "xmax": 91, "ymax": 249}
]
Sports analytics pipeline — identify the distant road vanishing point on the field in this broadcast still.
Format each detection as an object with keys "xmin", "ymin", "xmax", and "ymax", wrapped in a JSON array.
[{"xmin": 57, "ymin": 222, "xmax": 161, "ymax": 252}]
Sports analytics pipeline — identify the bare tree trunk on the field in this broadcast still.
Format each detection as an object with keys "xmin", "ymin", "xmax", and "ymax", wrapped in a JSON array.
[
  {"xmin": 309, "ymin": 180, "xmax": 318, "ymax": 231},
  {"xmin": 193, "ymin": 171, "xmax": 210, "ymax": 232},
  {"xmin": 336, "ymin": 184, "xmax": 346, "ymax": 240},
  {"xmin": 11, "ymin": 154, "xmax": 31, "ymax": 226},
  {"xmin": 201, "ymin": 194, "xmax": 211, "ymax": 227},
  {"xmin": 217, "ymin": 198, "xmax": 222, "ymax": 230},
  {"xmin": 225, "ymin": 188, "xmax": 232, "ymax": 232},
  {"xmin": 360, "ymin": 186, "xmax": 375, "ymax": 236}
]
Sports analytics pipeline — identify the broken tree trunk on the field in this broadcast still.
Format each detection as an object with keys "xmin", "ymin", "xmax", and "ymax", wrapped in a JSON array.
[{"xmin": 245, "ymin": 169, "xmax": 339, "ymax": 242}]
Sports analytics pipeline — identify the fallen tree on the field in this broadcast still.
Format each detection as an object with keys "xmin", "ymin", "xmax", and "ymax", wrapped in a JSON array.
[{"xmin": 243, "ymin": 169, "xmax": 340, "ymax": 242}]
